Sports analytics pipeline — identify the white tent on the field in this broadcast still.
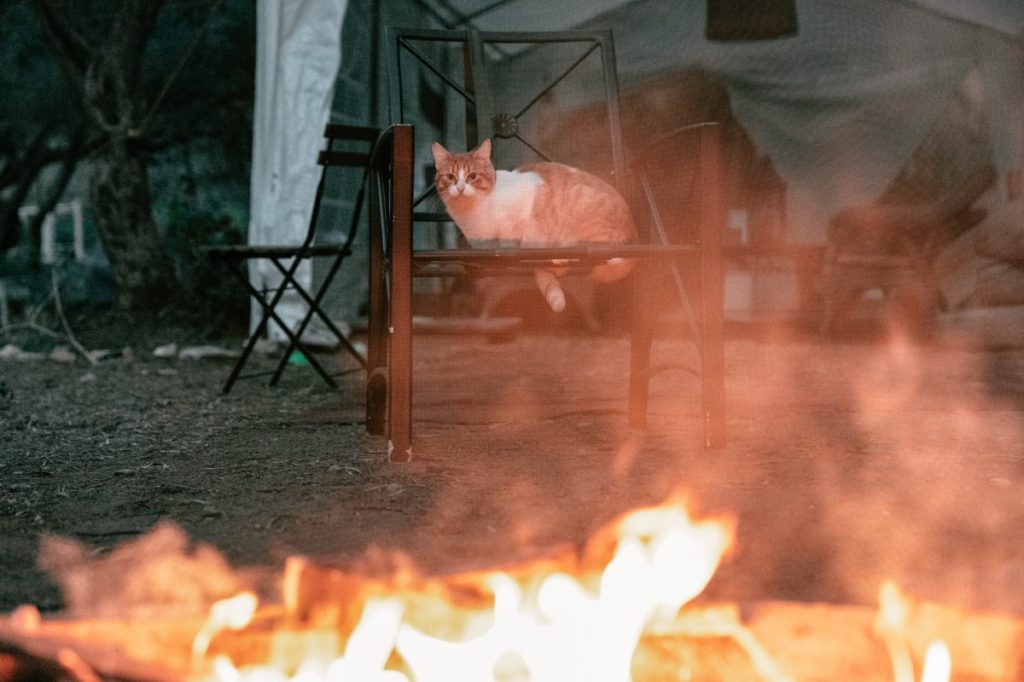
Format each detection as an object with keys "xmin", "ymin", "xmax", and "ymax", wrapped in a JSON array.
[
  {"xmin": 248, "ymin": 0, "xmax": 347, "ymax": 338},
  {"xmin": 905, "ymin": 0, "xmax": 1024, "ymax": 36}
]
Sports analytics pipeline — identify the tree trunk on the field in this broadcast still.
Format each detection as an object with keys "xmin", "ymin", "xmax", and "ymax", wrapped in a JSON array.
[
  {"xmin": 34, "ymin": 0, "xmax": 179, "ymax": 309},
  {"xmin": 89, "ymin": 138, "xmax": 176, "ymax": 308}
]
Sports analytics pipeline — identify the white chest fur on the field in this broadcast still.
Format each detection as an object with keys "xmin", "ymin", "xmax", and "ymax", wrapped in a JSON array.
[{"xmin": 446, "ymin": 169, "xmax": 543, "ymax": 242}]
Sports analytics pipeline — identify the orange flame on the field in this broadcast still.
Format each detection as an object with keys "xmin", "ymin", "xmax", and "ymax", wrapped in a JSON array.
[
  {"xmin": 193, "ymin": 494, "xmax": 735, "ymax": 681},
  {"xmin": 875, "ymin": 580, "xmax": 952, "ymax": 682}
]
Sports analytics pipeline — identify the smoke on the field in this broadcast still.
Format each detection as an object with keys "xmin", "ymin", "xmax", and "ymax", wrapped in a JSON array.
[
  {"xmin": 38, "ymin": 521, "xmax": 246, "ymax": 618},
  {"xmin": 691, "ymin": 332, "xmax": 1024, "ymax": 616}
]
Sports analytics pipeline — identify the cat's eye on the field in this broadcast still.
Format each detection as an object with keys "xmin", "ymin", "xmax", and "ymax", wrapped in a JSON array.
[
  {"xmin": 444, "ymin": 173, "xmax": 456, "ymax": 182},
  {"xmin": 467, "ymin": 172, "xmax": 478, "ymax": 181}
]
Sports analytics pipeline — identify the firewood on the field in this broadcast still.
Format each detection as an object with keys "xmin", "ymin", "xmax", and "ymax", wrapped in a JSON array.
[
  {"xmin": 3, "ymin": 598, "xmax": 1022, "ymax": 681},
  {"xmin": 747, "ymin": 601, "xmax": 889, "ymax": 681},
  {"xmin": 0, "ymin": 615, "xmax": 197, "ymax": 681},
  {"xmin": 748, "ymin": 599, "xmax": 1024, "ymax": 682}
]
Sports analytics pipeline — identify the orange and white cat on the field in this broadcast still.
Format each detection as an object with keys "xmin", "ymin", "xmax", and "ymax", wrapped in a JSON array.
[{"xmin": 431, "ymin": 139, "xmax": 636, "ymax": 312}]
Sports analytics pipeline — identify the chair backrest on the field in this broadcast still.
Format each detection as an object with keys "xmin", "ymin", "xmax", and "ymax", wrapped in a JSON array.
[
  {"xmin": 384, "ymin": 28, "xmax": 627, "ymax": 222},
  {"xmin": 304, "ymin": 123, "xmax": 379, "ymax": 250}
]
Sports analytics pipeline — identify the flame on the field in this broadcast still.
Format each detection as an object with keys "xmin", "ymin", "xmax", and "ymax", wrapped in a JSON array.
[
  {"xmin": 875, "ymin": 580, "xmax": 952, "ymax": 682},
  {"xmin": 921, "ymin": 641, "xmax": 951, "ymax": 682},
  {"xmin": 193, "ymin": 592, "xmax": 258, "ymax": 658},
  {"xmin": 193, "ymin": 495, "xmax": 735, "ymax": 681}
]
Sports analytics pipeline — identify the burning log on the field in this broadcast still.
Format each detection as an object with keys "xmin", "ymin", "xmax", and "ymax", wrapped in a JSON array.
[
  {"xmin": 0, "ymin": 605, "xmax": 198, "ymax": 681},
  {"xmin": 0, "ymin": 640, "xmax": 70, "ymax": 682},
  {"xmin": 6, "ymin": 594, "xmax": 1023, "ymax": 681},
  {"xmin": 3, "ymin": 500, "xmax": 1024, "ymax": 681}
]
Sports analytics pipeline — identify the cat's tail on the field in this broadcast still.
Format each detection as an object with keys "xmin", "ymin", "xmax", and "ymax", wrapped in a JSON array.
[
  {"xmin": 535, "ymin": 269, "xmax": 566, "ymax": 312},
  {"xmin": 590, "ymin": 257, "xmax": 635, "ymax": 284}
]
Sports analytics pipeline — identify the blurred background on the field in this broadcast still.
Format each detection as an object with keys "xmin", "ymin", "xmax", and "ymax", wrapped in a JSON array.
[{"xmin": 1, "ymin": 0, "xmax": 1021, "ymax": 341}]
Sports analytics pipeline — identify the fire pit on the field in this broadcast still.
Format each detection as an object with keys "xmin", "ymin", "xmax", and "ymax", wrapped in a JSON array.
[{"xmin": 2, "ymin": 494, "xmax": 1021, "ymax": 681}]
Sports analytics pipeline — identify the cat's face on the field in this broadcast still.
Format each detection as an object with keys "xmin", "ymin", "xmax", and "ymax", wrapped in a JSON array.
[{"xmin": 431, "ymin": 139, "xmax": 496, "ymax": 203}]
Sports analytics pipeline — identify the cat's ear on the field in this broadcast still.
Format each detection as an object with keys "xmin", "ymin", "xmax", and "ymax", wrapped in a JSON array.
[
  {"xmin": 431, "ymin": 142, "xmax": 451, "ymax": 167},
  {"xmin": 472, "ymin": 138, "xmax": 492, "ymax": 162}
]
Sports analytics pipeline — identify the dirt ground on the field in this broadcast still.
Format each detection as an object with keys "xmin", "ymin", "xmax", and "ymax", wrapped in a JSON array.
[{"xmin": 2, "ymin": 317, "xmax": 1024, "ymax": 622}]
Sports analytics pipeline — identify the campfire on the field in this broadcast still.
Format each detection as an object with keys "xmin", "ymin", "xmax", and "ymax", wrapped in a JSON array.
[{"xmin": 1, "ymin": 493, "xmax": 1022, "ymax": 681}]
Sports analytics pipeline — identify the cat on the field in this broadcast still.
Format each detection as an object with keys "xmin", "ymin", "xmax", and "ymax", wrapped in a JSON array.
[{"xmin": 431, "ymin": 138, "xmax": 637, "ymax": 313}]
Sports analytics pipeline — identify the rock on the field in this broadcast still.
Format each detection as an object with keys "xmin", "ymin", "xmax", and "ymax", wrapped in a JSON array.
[
  {"xmin": 178, "ymin": 345, "xmax": 239, "ymax": 361},
  {"xmin": 0, "ymin": 345, "xmax": 46, "ymax": 361},
  {"xmin": 253, "ymin": 338, "xmax": 280, "ymax": 355},
  {"xmin": 86, "ymin": 349, "xmax": 114, "ymax": 363},
  {"xmin": 49, "ymin": 345, "xmax": 77, "ymax": 364},
  {"xmin": 152, "ymin": 343, "xmax": 178, "ymax": 358}
]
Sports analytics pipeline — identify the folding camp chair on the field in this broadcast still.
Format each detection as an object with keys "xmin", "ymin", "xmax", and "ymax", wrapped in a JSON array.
[
  {"xmin": 367, "ymin": 29, "xmax": 725, "ymax": 461},
  {"xmin": 205, "ymin": 123, "xmax": 377, "ymax": 393}
]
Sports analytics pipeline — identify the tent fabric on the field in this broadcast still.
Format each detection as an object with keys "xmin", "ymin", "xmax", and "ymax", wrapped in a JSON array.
[
  {"xmin": 643, "ymin": 0, "xmax": 1024, "ymax": 243},
  {"xmin": 903, "ymin": 0, "xmax": 1024, "ymax": 37},
  {"xmin": 248, "ymin": 0, "xmax": 347, "ymax": 336},
  {"xmin": 551, "ymin": 0, "xmax": 1024, "ymax": 244}
]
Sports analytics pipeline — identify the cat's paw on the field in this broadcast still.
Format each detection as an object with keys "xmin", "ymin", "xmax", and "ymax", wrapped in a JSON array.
[{"xmin": 545, "ymin": 286, "xmax": 566, "ymax": 312}]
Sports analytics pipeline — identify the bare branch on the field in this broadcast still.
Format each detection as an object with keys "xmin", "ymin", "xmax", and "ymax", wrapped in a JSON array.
[
  {"xmin": 51, "ymin": 268, "xmax": 97, "ymax": 365},
  {"xmin": 31, "ymin": 0, "xmax": 94, "ymax": 88},
  {"xmin": 0, "ymin": 121, "xmax": 56, "ymax": 187},
  {"xmin": 136, "ymin": 0, "xmax": 225, "ymax": 137},
  {"xmin": 0, "ymin": 271, "xmax": 97, "ymax": 366}
]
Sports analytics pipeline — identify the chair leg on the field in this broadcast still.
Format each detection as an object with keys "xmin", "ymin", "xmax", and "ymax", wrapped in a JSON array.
[
  {"xmin": 818, "ymin": 239, "xmax": 841, "ymax": 338},
  {"xmin": 700, "ymin": 296, "xmax": 726, "ymax": 449},
  {"xmin": 387, "ymin": 124, "xmax": 415, "ymax": 462},
  {"xmin": 629, "ymin": 271, "xmax": 656, "ymax": 429},
  {"xmin": 366, "ymin": 367, "xmax": 388, "ymax": 435},
  {"xmin": 235, "ymin": 259, "xmax": 340, "ymax": 389},
  {"xmin": 387, "ymin": 271, "xmax": 413, "ymax": 461},
  {"xmin": 219, "ymin": 257, "xmax": 288, "ymax": 394},
  {"xmin": 268, "ymin": 254, "xmax": 366, "ymax": 387},
  {"xmin": 367, "ymin": 172, "xmax": 388, "ymax": 431},
  {"xmin": 698, "ymin": 126, "xmax": 726, "ymax": 449},
  {"xmin": 223, "ymin": 300, "xmax": 269, "ymax": 394}
]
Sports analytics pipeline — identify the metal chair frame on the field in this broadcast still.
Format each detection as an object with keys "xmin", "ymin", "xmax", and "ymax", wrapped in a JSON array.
[
  {"xmin": 367, "ymin": 28, "xmax": 725, "ymax": 461},
  {"xmin": 205, "ymin": 123, "xmax": 377, "ymax": 393}
]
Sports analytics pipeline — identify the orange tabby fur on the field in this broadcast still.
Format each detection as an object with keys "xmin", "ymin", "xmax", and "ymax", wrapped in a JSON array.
[{"xmin": 431, "ymin": 139, "xmax": 636, "ymax": 312}]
